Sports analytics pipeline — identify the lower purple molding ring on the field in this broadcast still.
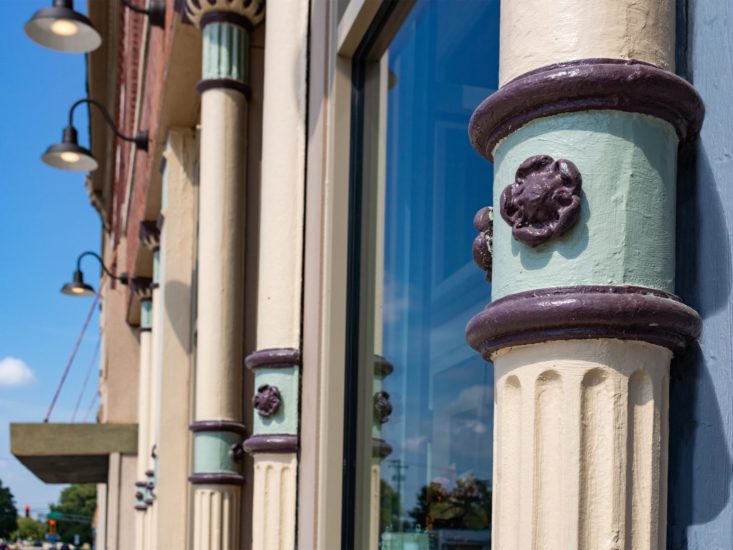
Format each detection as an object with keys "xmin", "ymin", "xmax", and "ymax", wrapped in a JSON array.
[
  {"xmin": 466, "ymin": 285, "xmax": 701, "ymax": 359},
  {"xmin": 243, "ymin": 434, "xmax": 298, "ymax": 454},
  {"xmin": 188, "ymin": 472, "xmax": 245, "ymax": 486}
]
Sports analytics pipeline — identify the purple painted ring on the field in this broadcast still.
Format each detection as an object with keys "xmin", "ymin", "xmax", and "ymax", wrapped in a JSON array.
[
  {"xmin": 372, "ymin": 438, "xmax": 393, "ymax": 459},
  {"xmin": 374, "ymin": 355, "xmax": 394, "ymax": 376},
  {"xmin": 188, "ymin": 472, "xmax": 245, "ymax": 486},
  {"xmin": 466, "ymin": 285, "xmax": 701, "ymax": 358},
  {"xmin": 199, "ymin": 10, "xmax": 255, "ymax": 31},
  {"xmin": 242, "ymin": 434, "xmax": 298, "ymax": 454},
  {"xmin": 189, "ymin": 420, "xmax": 247, "ymax": 435},
  {"xmin": 469, "ymin": 59, "xmax": 705, "ymax": 161},
  {"xmin": 245, "ymin": 348, "xmax": 301, "ymax": 370},
  {"xmin": 196, "ymin": 78, "xmax": 252, "ymax": 100}
]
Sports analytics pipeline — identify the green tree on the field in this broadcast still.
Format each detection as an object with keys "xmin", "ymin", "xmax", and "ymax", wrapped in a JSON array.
[
  {"xmin": 409, "ymin": 475, "xmax": 492, "ymax": 531},
  {"xmin": 49, "ymin": 484, "xmax": 96, "ymax": 544},
  {"xmin": 0, "ymin": 479, "xmax": 18, "ymax": 538},
  {"xmin": 11, "ymin": 517, "xmax": 45, "ymax": 541}
]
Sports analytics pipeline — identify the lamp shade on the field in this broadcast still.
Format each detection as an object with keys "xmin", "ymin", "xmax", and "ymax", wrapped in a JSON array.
[
  {"xmin": 61, "ymin": 270, "xmax": 95, "ymax": 297},
  {"xmin": 24, "ymin": 1, "xmax": 101, "ymax": 53},
  {"xmin": 42, "ymin": 126, "xmax": 98, "ymax": 172}
]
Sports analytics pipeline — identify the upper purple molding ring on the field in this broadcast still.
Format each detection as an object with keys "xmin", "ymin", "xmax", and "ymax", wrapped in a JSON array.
[
  {"xmin": 245, "ymin": 348, "xmax": 301, "ymax": 370},
  {"xmin": 469, "ymin": 59, "xmax": 705, "ymax": 162}
]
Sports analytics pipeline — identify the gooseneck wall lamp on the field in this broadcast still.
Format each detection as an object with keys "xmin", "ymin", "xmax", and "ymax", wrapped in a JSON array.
[
  {"xmin": 25, "ymin": 0, "xmax": 165, "ymax": 54},
  {"xmin": 43, "ymin": 98, "xmax": 148, "ymax": 172},
  {"xmin": 61, "ymin": 251, "xmax": 129, "ymax": 297}
]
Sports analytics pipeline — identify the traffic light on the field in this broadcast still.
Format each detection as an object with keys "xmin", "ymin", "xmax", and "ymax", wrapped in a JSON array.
[
  {"xmin": 48, "ymin": 519, "xmax": 57, "ymax": 535},
  {"xmin": 24, "ymin": 505, "xmax": 30, "ymax": 518}
]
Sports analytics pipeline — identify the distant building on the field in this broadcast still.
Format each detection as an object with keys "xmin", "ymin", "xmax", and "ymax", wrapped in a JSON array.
[{"xmin": 11, "ymin": 0, "xmax": 733, "ymax": 549}]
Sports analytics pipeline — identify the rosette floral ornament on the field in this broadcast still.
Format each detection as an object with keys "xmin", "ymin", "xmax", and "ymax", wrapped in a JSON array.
[
  {"xmin": 373, "ymin": 391, "xmax": 393, "ymax": 424},
  {"xmin": 472, "ymin": 206, "xmax": 493, "ymax": 281},
  {"xmin": 252, "ymin": 384, "xmax": 282, "ymax": 418},
  {"xmin": 500, "ymin": 155, "xmax": 582, "ymax": 247}
]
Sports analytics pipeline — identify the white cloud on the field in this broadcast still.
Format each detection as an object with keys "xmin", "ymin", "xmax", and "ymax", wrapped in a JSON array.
[{"xmin": 0, "ymin": 357, "xmax": 36, "ymax": 387}]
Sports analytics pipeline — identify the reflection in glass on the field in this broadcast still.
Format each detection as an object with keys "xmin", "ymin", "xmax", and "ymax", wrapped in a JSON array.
[{"xmin": 348, "ymin": 1, "xmax": 501, "ymax": 548}]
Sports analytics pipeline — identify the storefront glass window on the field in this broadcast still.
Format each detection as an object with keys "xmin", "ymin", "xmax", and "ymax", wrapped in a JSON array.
[{"xmin": 344, "ymin": 1, "xmax": 500, "ymax": 548}]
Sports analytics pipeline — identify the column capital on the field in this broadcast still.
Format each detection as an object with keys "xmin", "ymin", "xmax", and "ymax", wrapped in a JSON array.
[{"xmin": 185, "ymin": 0, "xmax": 265, "ymax": 30}]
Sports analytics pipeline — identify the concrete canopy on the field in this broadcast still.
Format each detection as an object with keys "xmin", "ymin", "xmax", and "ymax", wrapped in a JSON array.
[{"xmin": 10, "ymin": 423, "xmax": 137, "ymax": 483}]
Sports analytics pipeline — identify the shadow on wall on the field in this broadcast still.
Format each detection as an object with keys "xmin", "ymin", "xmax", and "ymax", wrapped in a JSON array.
[
  {"xmin": 165, "ymin": 279, "xmax": 194, "ymax": 350},
  {"xmin": 668, "ymin": 144, "xmax": 733, "ymax": 548}
]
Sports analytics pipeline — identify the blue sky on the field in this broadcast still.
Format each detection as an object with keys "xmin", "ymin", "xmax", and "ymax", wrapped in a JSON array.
[{"xmin": 0, "ymin": 1, "xmax": 101, "ymax": 512}]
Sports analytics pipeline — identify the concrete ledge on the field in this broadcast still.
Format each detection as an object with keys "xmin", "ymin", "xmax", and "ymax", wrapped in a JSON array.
[{"xmin": 10, "ymin": 423, "xmax": 138, "ymax": 483}]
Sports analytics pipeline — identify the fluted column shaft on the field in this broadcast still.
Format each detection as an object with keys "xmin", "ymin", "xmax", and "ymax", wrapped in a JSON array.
[{"xmin": 492, "ymin": 340, "xmax": 670, "ymax": 549}]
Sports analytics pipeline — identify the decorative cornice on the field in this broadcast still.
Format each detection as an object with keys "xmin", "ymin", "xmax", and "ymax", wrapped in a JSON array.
[
  {"xmin": 189, "ymin": 420, "xmax": 247, "ymax": 435},
  {"xmin": 185, "ymin": 0, "xmax": 265, "ymax": 29},
  {"xmin": 243, "ymin": 434, "xmax": 298, "ymax": 454},
  {"xmin": 131, "ymin": 277, "xmax": 153, "ymax": 300},
  {"xmin": 469, "ymin": 59, "xmax": 705, "ymax": 161},
  {"xmin": 139, "ymin": 220, "xmax": 161, "ymax": 251},
  {"xmin": 466, "ymin": 286, "xmax": 701, "ymax": 358},
  {"xmin": 188, "ymin": 472, "xmax": 245, "ymax": 485},
  {"xmin": 245, "ymin": 348, "xmax": 301, "ymax": 370},
  {"xmin": 500, "ymin": 155, "xmax": 582, "ymax": 247}
]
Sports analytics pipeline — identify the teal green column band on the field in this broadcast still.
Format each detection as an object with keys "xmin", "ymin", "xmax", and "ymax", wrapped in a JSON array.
[
  {"xmin": 252, "ymin": 367, "xmax": 299, "ymax": 435},
  {"xmin": 140, "ymin": 299, "xmax": 153, "ymax": 330},
  {"xmin": 193, "ymin": 431, "xmax": 243, "ymax": 475},
  {"xmin": 202, "ymin": 22, "xmax": 249, "ymax": 83},
  {"xmin": 492, "ymin": 111, "xmax": 677, "ymax": 300},
  {"xmin": 152, "ymin": 249, "xmax": 161, "ymax": 286}
]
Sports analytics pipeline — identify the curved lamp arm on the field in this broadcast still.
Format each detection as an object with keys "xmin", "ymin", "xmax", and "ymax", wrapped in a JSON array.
[
  {"xmin": 76, "ymin": 251, "xmax": 129, "ymax": 285},
  {"xmin": 68, "ymin": 98, "xmax": 148, "ymax": 151},
  {"xmin": 121, "ymin": 0, "xmax": 166, "ymax": 28}
]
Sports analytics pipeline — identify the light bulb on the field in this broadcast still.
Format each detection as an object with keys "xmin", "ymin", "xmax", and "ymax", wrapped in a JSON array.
[
  {"xmin": 50, "ymin": 19, "xmax": 79, "ymax": 37},
  {"xmin": 60, "ymin": 151, "xmax": 81, "ymax": 163}
]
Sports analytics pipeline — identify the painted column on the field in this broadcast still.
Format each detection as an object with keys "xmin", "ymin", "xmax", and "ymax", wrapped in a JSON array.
[
  {"xmin": 132, "ymin": 282, "xmax": 153, "ymax": 550},
  {"xmin": 138, "ymin": 222, "xmax": 161, "ymax": 550},
  {"xmin": 241, "ymin": 1, "xmax": 308, "ymax": 549},
  {"xmin": 185, "ymin": 1, "xmax": 264, "ymax": 548},
  {"xmin": 152, "ymin": 130, "xmax": 197, "ymax": 549},
  {"xmin": 467, "ymin": 1, "xmax": 705, "ymax": 549}
]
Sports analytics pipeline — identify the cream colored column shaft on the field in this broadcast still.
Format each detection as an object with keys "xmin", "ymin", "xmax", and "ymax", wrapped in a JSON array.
[
  {"xmin": 135, "ymin": 299, "xmax": 152, "ymax": 550},
  {"xmin": 146, "ymin": 258, "xmax": 162, "ymax": 550},
  {"xmin": 499, "ymin": 0, "xmax": 675, "ymax": 84},
  {"xmin": 191, "ymin": 88, "xmax": 247, "ymax": 550},
  {"xmin": 256, "ymin": 0, "xmax": 308, "ymax": 350},
  {"xmin": 492, "ymin": 340, "xmax": 670, "ymax": 550},
  {"xmin": 251, "ymin": 454, "xmax": 298, "ymax": 550},
  {"xmin": 195, "ymin": 87, "xmax": 247, "ymax": 422},
  {"xmin": 193, "ymin": 484, "xmax": 242, "ymax": 548}
]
